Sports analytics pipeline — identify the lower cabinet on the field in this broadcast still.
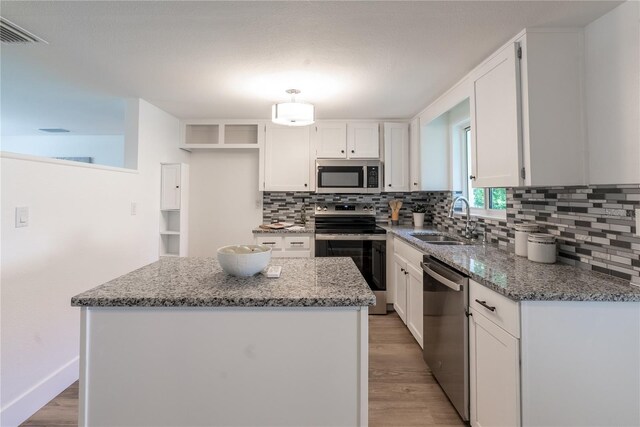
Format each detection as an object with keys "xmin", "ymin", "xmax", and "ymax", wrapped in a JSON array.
[
  {"xmin": 391, "ymin": 237, "xmax": 424, "ymax": 347},
  {"xmin": 254, "ymin": 234, "xmax": 314, "ymax": 258},
  {"xmin": 469, "ymin": 306, "xmax": 520, "ymax": 427}
]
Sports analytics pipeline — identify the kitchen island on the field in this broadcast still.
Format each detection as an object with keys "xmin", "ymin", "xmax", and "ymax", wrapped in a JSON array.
[{"xmin": 71, "ymin": 257, "xmax": 375, "ymax": 427}]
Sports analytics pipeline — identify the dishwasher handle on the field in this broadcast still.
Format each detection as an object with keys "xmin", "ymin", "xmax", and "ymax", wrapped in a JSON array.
[{"xmin": 421, "ymin": 261, "xmax": 463, "ymax": 292}]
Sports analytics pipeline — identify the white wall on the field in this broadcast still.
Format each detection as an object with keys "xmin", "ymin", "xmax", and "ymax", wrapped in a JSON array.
[
  {"xmin": 585, "ymin": 0, "xmax": 640, "ymax": 184},
  {"xmin": 188, "ymin": 150, "xmax": 262, "ymax": 256},
  {"xmin": 0, "ymin": 99, "xmax": 189, "ymax": 426},
  {"xmin": 1, "ymin": 134, "xmax": 125, "ymax": 168}
]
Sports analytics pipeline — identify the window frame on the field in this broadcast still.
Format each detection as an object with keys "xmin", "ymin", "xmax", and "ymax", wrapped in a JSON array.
[{"xmin": 461, "ymin": 125, "xmax": 507, "ymax": 220}]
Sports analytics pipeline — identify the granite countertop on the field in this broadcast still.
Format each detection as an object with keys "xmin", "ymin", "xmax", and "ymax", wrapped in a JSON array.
[
  {"xmin": 71, "ymin": 257, "xmax": 375, "ymax": 308},
  {"xmin": 384, "ymin": 226, "xmax": 640, "ymax": 302},
  {"xmin": 252, "ymin": 225, "xmax": 315, "ymax": 234}
]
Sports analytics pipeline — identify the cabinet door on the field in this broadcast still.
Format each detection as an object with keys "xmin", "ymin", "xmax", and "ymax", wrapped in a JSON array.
[
  {"xmin": 161, "ymin": 164, "xmax": 181, "ymax": 210},
  {"xmin": 409, "ymin": 118, "xmax": 421, "ymax": 192},
  {"xmin": 392, "ymin": 253, "xmax": 407, "ymax": 324},
  {"xmin": 383, "ymin": 123, "xmax": 410, "ymax": 192},
  {"xmin": 265, "ymin": 125, "xmax": 311, "ymax": 191},
  {"xmin": 347, "ymin": 122, "xmax": 379, "ymax": 158},
  {"xmin": 471, "ymin": 43, "xmax": 522, "ymax": 188},
  {"xmin": 469, "ymin": 308, "xmax": 521, "ymax": 427},
  {"xmin": 406, "ymin": 262, "xmax": 423, "ymax": 347},
  {"xmin": 315, "ymin": 122, "xmax": 347, "ymax": 158}
]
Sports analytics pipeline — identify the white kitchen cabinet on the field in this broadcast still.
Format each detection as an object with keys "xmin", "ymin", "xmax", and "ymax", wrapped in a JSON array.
[
  {"xmin": 254, "ymin": 234, "xmax": 314, "ymax": 258},
  {"xmin": 406, "ymin": 262, "xmax": 423, "ymax": 346},
  {"xmin": 315, "ymin": 122, "xmax": 379, "ymax": 159},
  {"xmin": 264, "ymin": 124, "xmax": 311, "ymax": 191},
  {"xmin": 392, "ymin": 252, "xmax": 408, "ymax": 324},
  {"xmin": 347, "ymin": 122, "xmax": 380, "ymax": 159},
  {"xmin": 314, "ymin": 122, "xmax": 348, "ymax": 158},
  {"xmin": 160, "ymin": 163, "xmax": 189, "ymax": 257},
  {"xmin": 469, "ymin": 279, "xmax": 521, "ymax": 427},
  {"xmin": 470, "ymin": 29, "xmax": 586, "ymax": 188},
  {"xmin": 469, "ymin": 306, "xmax": 521, "ymax": 427},
  {"xmin": 180, "ymin": 120, "xmax": 263, "ymax": 150},
  {"xmin": 391, "ymin": 237, "xmax": 424, "ymax": 347},
  {"xmin": 409, "ymin": 118, "xmax": 421, "ymax": 192},
  {"xmin": 383, "ymin": 122, "xmax": 409, "ymax": 192}
]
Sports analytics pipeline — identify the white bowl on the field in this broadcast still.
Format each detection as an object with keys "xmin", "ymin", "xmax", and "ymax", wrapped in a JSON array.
[{"xmin": 217, "ymin": 245, "xmax": 272, "ymax": 277}]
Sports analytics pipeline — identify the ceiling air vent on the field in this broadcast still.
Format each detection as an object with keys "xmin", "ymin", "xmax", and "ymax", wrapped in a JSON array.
[{"xmin": 0, "ymin": 17, "xmax": 45, "ymax": 44}]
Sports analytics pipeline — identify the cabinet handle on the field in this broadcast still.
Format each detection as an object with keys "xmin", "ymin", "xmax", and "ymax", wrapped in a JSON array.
[
  {"xmin": 304, "ymin": 183, "xmax": 308, "ymax": 187},
  {"xmin": 413, "ymin": 182, "xmax": 418, "ymax": 186},
  {"xmin": 404, "ymin": 271, "xmax": 409, "ymax": 275},
  {"xmin": 263, "ymin": 242, "xmax": 276, "ymax": 245},
  {"xmin": 388, "ymin": 184, "xmax": 392, "ymax": 187},
  {"xmin": 475, "ymin": 299, "xmax": 496, "ymax": 312},
  {"xmin": 291, "ymin": 242, "xmax": 304, "ymax": 245},
  {"xmin": 400, "ymin": 268, "xmax": 405, "ymax": 272},
  {"xmin": 469, "ymin": 175, "xmax": 476, "ymax": 180},
  {"xmin": 341, "ymin": 150, "xmax": 345, "ymax": 153},
  {"xmin": 351, "ymin": 150, "xmax": 355, "ymax": 153},
  {"xmin": 176, "ymin": 186, "xmax": 180, "ymax": 188}
]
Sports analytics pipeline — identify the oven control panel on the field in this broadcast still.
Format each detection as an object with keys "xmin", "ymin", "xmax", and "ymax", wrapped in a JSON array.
[{"xmin": 314, "ymin": 203, "xmax": 376, "ymax": 215}]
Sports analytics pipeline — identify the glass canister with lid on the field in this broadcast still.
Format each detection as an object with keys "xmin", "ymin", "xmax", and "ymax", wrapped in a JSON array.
[
  {"xmin": 514, "ymin": 223, "xmax": 539, "ymax": 256},
  {"xmin": 527, "ymin": 233, "xmax": 557, "ymax": 263}
]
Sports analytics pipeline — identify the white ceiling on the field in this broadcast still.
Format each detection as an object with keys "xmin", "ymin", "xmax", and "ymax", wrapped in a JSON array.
[{"xmin": 0, "ymin": 1, "xmax": 621, "ymax": 135}]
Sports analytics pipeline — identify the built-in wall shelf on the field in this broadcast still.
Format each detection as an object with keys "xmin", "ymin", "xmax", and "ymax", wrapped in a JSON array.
[
  {"xmin": 180, "ymin": 120, "xmax": 265, "ymax": 151},
  {"xmin": 159, "ymin": 163, "xmax": 189, "ymax": 257}
]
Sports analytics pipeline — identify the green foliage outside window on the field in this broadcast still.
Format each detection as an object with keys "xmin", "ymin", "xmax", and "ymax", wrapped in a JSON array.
[
  {"xmin": 490, "ymin": 188, "xmax": 507, "ymax": 210},
  {"xmin": 472, "ymin": 188, "xmax": 485, "ymax": 208}
]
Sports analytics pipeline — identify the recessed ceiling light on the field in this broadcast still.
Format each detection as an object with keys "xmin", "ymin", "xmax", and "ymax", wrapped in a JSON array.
[{"xmin": 38, "ymin": 128, "xmax": 70, "ymax": 133}]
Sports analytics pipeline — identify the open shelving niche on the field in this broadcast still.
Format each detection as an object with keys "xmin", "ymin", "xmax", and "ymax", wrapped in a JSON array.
[{"xmin": 180, "ymin": 120, "xmax": 265, "ymax": 151}]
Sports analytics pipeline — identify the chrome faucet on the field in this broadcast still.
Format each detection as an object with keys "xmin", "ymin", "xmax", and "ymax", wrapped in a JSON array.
[{"xmin": 448, "ymin": 196, "xmax": 476, "ymax": 239}]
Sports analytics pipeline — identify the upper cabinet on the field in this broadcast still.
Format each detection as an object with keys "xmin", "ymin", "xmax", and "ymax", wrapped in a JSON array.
[
  {"xmin": 409, "ymin": 118, "xmax": 421, "ymax": 192},
  {"xmin": 383, "ymin": 122, "xmax": 410, "ymax": 192},
  {"xmin": 347, "ymin": 122, "xmax": 380, "ymax": 159},
  {"xmin": 315, "ymin": 122, "xmax": 348, "ymax": 158},
  {"xmin": 180, "ymin": 120, "xmax": 264, "ymax": 151},
  {"xmin": 315, "ymin": 121, "xmax": 379, "ymax": 159},
  {"xmin": 470, "ymin": 30, "xmax": 586, "ymax": 188},
  {"xmin": 264, "ymin": 124, "xmax": 311, "ymax": 191}
]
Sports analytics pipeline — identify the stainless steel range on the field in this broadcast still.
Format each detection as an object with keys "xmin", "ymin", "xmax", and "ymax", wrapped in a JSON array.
[{"xmin": 314, "ymin": 203, "xmax": 387, "ymax": 314}]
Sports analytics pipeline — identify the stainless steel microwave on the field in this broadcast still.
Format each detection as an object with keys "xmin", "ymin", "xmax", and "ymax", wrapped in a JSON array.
[{"xmin": 316, "ymin": 160, "xmax": 382, "ymax": 194}]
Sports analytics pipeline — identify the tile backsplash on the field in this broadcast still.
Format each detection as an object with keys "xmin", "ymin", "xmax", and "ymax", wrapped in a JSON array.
[{"xmin": 263, "ymin": 184, "xmax": 640, "ymax": 284}]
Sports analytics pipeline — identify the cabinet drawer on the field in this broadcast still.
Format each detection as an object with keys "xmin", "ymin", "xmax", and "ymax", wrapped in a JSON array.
[
  {"xmin": 284, "ymin": 236, "xmax": 310, "ymax": 250},
  {"xmin": 255, "ymin": 236, "xmax": 284, "ymax": 250},
  {"xmin": 470, "ymin": 279, "xmax": 520, "ymax": 338},
  {"xmin": 394, "ymin": 238, "xmax": 423, "ymax": 266}
]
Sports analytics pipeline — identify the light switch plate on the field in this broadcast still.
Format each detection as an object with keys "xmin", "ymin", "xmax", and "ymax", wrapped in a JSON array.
[
  {"xmin": 15, "ymin": 206, "xmax": 29, "ymax": 228},
  {"xmin": 131, "ymin": 202, "xmax": 137, "ymax": 216}
]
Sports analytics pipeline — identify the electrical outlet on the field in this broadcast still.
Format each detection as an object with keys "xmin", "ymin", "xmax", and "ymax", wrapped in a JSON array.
[
  {"xmin": 131, "ymin": 202, "xmax": 137, "ymax": 216},
  {"xmin": 15, "ymin": 206, "xmax": 29, "ymax": 228}
]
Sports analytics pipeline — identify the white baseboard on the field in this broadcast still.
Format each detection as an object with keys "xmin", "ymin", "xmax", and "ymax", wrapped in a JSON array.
[{"xmin": 1, "ymin": 356, "xmax": 79, "ymax": 427}]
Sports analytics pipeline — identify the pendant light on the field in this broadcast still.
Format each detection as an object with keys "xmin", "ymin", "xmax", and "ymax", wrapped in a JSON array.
[{"xmin": 271, "ymin": 89, "xmax": 315, "ymax": 127}]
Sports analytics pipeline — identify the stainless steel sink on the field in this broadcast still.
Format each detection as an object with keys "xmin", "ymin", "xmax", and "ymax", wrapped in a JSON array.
[{"xmin": 410, "ymin": 233, "xmax": 478, "ymax": 246}]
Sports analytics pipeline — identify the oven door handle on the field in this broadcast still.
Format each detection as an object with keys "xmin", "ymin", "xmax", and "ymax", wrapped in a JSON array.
[
  {"xmin": 421, "ymin": 262, "xmax": 462, "ymax": 292},
  {"xmin": 315, "ymin": 234, "xmax": 386, "ymax": 241}
]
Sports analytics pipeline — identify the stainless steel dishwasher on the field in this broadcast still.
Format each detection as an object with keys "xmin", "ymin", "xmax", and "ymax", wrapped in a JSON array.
[{"xmin": 421, "ymin": 255, "xmax": 469, "ymax": 422}]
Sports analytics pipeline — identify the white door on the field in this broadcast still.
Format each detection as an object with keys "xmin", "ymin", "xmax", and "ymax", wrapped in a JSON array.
[
  {"xmin": 409, "ymin": 118, "xmax": 421, "ymax": 192},
  {"xmin": 469, "ymin": 308, "xmax": 521, "ymax": 427},
  {"xmin": 347, "ymin": 122, "xmax": 379, "ymax": 158},
  {"xmin": 161, "ymin": 164, "xmax": 181, "ymax": 210},
  {"xmin": 393, "ymin": 253, "xmax": 407, "ymax": 324},
  {"xmin": 406, "ymin": 262, "xmax": 423, "ymax": 347},
  {"xmin": 384, "ymin": 123, "xmax": 410, "ymax": 192},
  {"xmin": 315, "ymin": 122, "xmax": 347, "ymax": 158},
  {"xmin": 265, "ymin": 125, "xmax": 311, "ymax": 191},
  {"xmin": 471, "ymin": 43, "xmax": 522, "ymax": 188}
]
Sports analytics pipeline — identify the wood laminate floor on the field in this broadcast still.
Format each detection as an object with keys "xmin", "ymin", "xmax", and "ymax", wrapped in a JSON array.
[{"xmin": 22, "ymin": 311, "xmax": 463, "ymax": 427}]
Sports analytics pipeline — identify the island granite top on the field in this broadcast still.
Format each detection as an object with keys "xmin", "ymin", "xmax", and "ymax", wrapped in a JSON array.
[
  {"xmin": 383, "ymin": 226, "xmax": 640, "ymax": 302},
  {"xmin": 71, "ymin": 257, "xmax": 375, "ymax": 308}
]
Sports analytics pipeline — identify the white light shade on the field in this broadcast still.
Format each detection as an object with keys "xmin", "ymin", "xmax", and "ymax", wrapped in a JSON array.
[{"xmin": 272, "ymin": 102, "xmax": 315, "ymax": 126}]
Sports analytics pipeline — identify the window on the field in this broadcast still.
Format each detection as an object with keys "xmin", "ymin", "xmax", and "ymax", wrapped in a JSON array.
[{"xmin": 464, "ymin": 127, "xmax": 506, "ymax": 216}]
